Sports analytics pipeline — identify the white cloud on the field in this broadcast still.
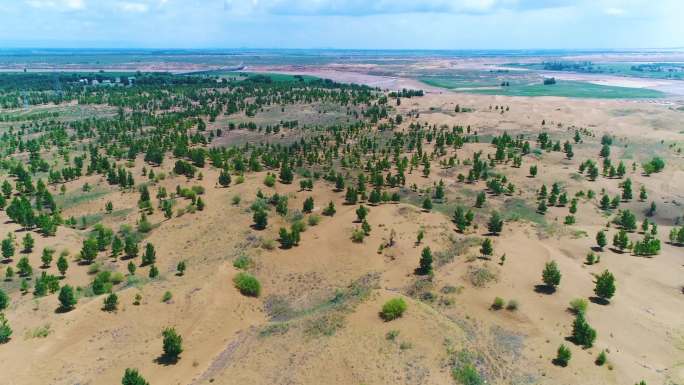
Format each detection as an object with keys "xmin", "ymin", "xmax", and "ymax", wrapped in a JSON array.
[
  {"xmin": 222, "ymin": 0, "xmax": 573, "ymax": 16},
  {"xmin": 26, "ymin": 0, "xmax": 85, "ymax": 10},
  {"xmin": 604, "ymin": 7, "xmax": 625, "ymax": 16},
  {"xmin": 117, "ymin": 1, "xmax": 149, "ymax": 12}
]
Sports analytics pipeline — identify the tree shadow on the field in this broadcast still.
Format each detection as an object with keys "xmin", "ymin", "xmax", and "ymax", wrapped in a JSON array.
[
  {"xmin": 54, "ymin": 306, "xmax": 73, "ymax": 314},
  {"xmin": 551, "ymin": 358, "xmax": 568, "ymax": 367},
  {"xmin": 534, "ymin": 284, "xmax": 556, "ymax": 295},
  {"xmin": 589, "ymin": 296, "xmax": 610, "ymax": 305},
  {"xmin": 154, "ymin": 354, "xmax": 179, "ymax": 366},
  {"xmin": 590, "ymin": 246, "xmax": 603, "ymax": 252}
]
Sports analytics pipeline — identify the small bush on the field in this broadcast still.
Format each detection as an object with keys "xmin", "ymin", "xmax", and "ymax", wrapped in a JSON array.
[
  {"xmin": 596, "ymin": 350, "xmax": 607, "ymax": 366},
  {"xmin": 351, "ymin": 228, "xmax": 365, "ymax": 243},
  {"xmin": 380, "ymin": 298, "xmax": 407, "ymax": 321},
  {"xmin": 233, "ymin": 273, "xmax": 261, "ymax": 297},
  {"xmin": 307, "ymin": 214, "xmax": 321, "ymax": 226},
  {"xmin": 569, "ymin": 298, "xmax": 588, "ymax": 315},
  {"xmin": 162, "ymin": 291, "xmax": 173, "ymax": 303},
  {"xmin": 555, "ymin": 344, "xmax": 571, "ymax": 367},
  {"xmin": 261, "ymin": 238, "xmax": 276, "ymax": 250},
  {"xmin": 233, "ymin": 255, "xmax": 252, "ymax": 270},
  {"xmin": 385, "ymin": 329, "xmax": 400, "ymax": 341},
  {"xmin": 505, "ymin": 299, "xmax": 518, "ymax": 311},
  {"xmin": 491, "ymin": 297, "xmax": 505, "ymax": 310}
]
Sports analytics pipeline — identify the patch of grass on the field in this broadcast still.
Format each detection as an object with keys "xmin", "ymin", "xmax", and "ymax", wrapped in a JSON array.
[
  {"xmin": 304, "ymin": 312, "xmax": 345, "ymax": 337},
  {"xmin": 25, "ymin": 324, "xmax": 51, "ymax": 339},
  {"xmin": 451, "ymin": 350, "xmax": 485, "ymax": 385},
  {"xmin": 503, "ymin": 198, "xmax": 546, "ymax": 226},
  {"xmin": 259, "ymin": 322, "xmax": 290, "ymax": 338},
  {"xmin": 56, "ymin": 187, "xmax": 109, "ymax": 210},
  {"xmin": 468, "ymin": 266, "xmax": 498, "ymax": 288}
]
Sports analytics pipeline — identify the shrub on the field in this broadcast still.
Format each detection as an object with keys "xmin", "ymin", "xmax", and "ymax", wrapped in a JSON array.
[
  {"xmin": 506, "ymin": 299, "xmax": 519, "ymax": 311},
  {"xmin": 351, "ymin": 228, "xmax": 365, "ymax": 243},
  {"xmin": 233, "ymin": 272, "xmax": 261, "ymax": 297},
  {"xmin": 491, "ymin": 297, "xmax": 505, "ymax": 310},
  {"xmin": 452, "ymin": 363, "xmax": 483, "ymax": 385},
  {"xmin": 233, "ymin": 255, "xmax": 252, "ymax": 270},
  {"xmin": 569, "ymin": 298, "xmax": 588, "ymax": 315},
  {"xmin": 555, "ymin": 344, "xmax": 571, "ymax": 367},
  {"xmin": 596, "ymin": 350, "xmax": 607, "ymax": 366},
  {"xmin": 385, "ymin": 329, "xmax": 400, "ymax": 341},
  {"xmin": 380, "ymin": 298, "xmax": 407, "ymax": 321},
  {"xmin": 162, "ymin": 291, "xmax": 173, "ymax": 303},
  {"xmin": 307, "ymin": 214, "xmax": 321, "ymax": 226}
]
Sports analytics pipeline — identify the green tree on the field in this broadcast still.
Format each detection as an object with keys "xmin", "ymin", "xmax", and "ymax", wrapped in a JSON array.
[
  {"xmin": 79, "ymin": 237, "xmax": 98, "ymax": 264},
  {"xmin": 177, "ymin": 261, "xmax": 186, "ymax": 276},
  {"xmin": 17, "ymin": 256, "xmax": 32, "ymax": 277},
  {"xmin": 480, "ymin": 238, "xmax": 493, "ymax": 258},
  {"xmin": 253, "ymin": 209, "xmax": 268, "ymax": 230},
  {"xmin": 142, "ymin": 243, "xmax": 156, "ymax": 266},
  {"xmin": 57, "ymin": 255, "xmax": 68, "ymax": 276},
  {"xmin": 542, "ymin": 261, "xmax": 561, "ymax": 290},
  {"xmin": 22, "ymin": 233, "xmax": 34, "ymax": 253},
  {"xmin": 0, "ymin": 313, "xmax": 12, "ymax": 343},
  {"xmin": 475, "ymin": 191, "xmax": 486, "ymax": 208},
  {"xmin": 596, "ymin": 230, "xmax": 607, "ymax": 250},
  {"xmin": 612, "ymin": 230, "xmax": 629, "ymax": 251},
  {"xmin": 0, "ymin": 289, "xmax": 9, "ymax": 311},
  {"xmin": 1, "ymin": 235, "xmax": 15, "ymax": 261},
  {"xmin": 572, "ymin": 312, "xmax": 597, "ymax": 347},
  {"xmin": 487, "ymin": 211, "xmax": 503, "ymax": 235},
  {"xmin": 162, "ymin": 327, "xmax": 183, "ymax": 360},
  {"xmin": 355, "ymin": 205, "xmax": 369, "ymax": 222},
  {"xmin": 302, "ymin": 197, "xmax": 314, "ymax": 213},
  {"xmin": 418, "ymin": 247, "xmax": 433, "ymax": 275},
  {"xmin": 422, "ymin": 197, "xmax": 433, "ymax": 211},
  {"xmin": 122, "ymin": 368, "xmax": 150, "ymax": 385},
  {"xmin": 594, "ymin": 270, "xmax": 616, "ymax": 302},
  {"xmin": 103, "ymin": 293, "xmax": 118, "ymax": 312},
  {"xmin": 58, "ymin": 285, "xmax": 77, "ymax": 311}
]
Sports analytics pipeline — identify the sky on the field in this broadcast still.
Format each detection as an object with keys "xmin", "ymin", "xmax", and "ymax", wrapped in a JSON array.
[{"xmin": 0, "ymin": 0, "xmax": 682, "ymax": 49}]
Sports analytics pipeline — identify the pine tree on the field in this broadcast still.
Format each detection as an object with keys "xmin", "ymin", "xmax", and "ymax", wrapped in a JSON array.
[
  {"xmin": 572, "ymin": 312, "xmax": 597, "ymax": 347},
  {"xmin": 58, "ymin": 285, "xmax": 77, "ymax": 311},
  {"xmin": 418, "ymin": 247, "xmax": 433, "ymax": 275},
  {"xmin": 122, "ymin": 368, "xmax": 150, "ymax": 385},
  {"xmin": 596, "ymin": 230, "xmax": 607, "ymax": 250},
  {"xmin": 542, "ymin": 261, "xmax": 561, "ymax": 290},
  {"xmin": 57, "ymin": 255, "xmax": 68, "ymax": 276},
  {"xmin": 487, "ymin": 211, "xmax": 503, "ymax": 235},
  {"xmin": 142, "ymin": 243, "xmax": 156, "ymax": 266},
  {"xmin": 594, "ymin": 270, "xmax": 616, "ymax": 302},
  {"xmin": 162, "ymin": 327, "xmax": 183, "ymax": 360},
  {"xmin": 480, "ymin": 238, "xmax": 493, "ymax": 258}
]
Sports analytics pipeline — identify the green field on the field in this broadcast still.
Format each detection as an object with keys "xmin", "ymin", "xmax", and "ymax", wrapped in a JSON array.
[{"xmin": 421, "ymin": 77, "xmax": 665, "ymax": 99}]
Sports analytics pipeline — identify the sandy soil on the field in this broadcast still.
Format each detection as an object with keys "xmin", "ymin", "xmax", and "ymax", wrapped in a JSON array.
[{"xmin": 0, "ymin": 89, "xmax": 683, "ymax": 385}]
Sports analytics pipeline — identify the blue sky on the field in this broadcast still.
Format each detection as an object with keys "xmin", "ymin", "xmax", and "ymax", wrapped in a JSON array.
[{"xmin": 0, "ymin": 0, "xmax": 682, "ymax": 49}]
